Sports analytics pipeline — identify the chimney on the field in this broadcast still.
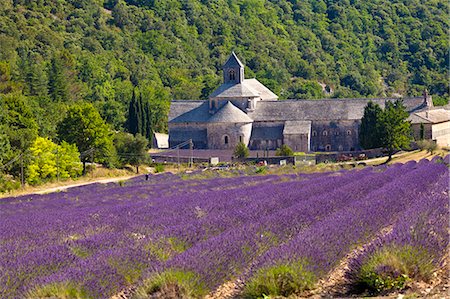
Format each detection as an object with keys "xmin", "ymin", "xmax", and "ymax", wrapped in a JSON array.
[{"xmin": 423, "ymin": 88, "xmax": 433, "ymax": 108}]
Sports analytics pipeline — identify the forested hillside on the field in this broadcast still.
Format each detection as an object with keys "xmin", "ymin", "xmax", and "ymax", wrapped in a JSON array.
[{"xmin": 0, "ymin": 0, "xmax": 448, "ymax": 186}]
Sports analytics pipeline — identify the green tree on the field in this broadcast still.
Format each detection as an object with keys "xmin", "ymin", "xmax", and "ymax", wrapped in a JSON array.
[
  {"xmin": 379, "ymin": 100, "xmax": 412, "ymax": 161},
  {"xmin": 359, "ymin": 101, "xmax": 384, "ymax": 149},
  {"xmin": 126, "ymin": 89, "xmax": 153, "ymax": 143},
  {"xmin": 27, "ymin": 137, "xmax": 58, "ymax": 185},
  {"xmin": 1, "ymin": 92, "xmax": 38, "ymax": 152},
  {"xmin": 58, "ymin": 141, "xmax": 83, "ymax": 179},
  {"xmin": 48, "ymin": 56, "xmax": 68, "ymax": 102},
  {"xmin": 234, "ymin": 142, "xmax": 249, "ymax": 159},
  {"xmin": 276, "ymin": 144, "xmax": 294, "ymax": 156},
  {"xmin": 127, "ymin": 89, "xmax": 139, "ymax": 135},
  {"xmin": 27, "ymin": 137, "xmax": 82, "ymax": 185},
  {"xmin": 57, "ymin": 102, "xmax": 116, "ymax": 172},
  {"xmin": 114, "ymin": 132, "xmax": 148, "ymax": 173}
]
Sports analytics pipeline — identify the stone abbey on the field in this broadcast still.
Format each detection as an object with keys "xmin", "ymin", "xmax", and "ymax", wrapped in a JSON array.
[{"xmin": 168, "ymin": 53, "xmax": 448, "ymax": 151}]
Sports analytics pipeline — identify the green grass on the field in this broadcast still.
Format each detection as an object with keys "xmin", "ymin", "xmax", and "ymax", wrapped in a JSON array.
[
  {"xmin": 108, "ymin": 258, "xmax": 146, "ymax": 284},
  {"xmin": 243, "ymin": 260, "xmax": 317, "ymax": 298},
  {"xmin": 132, "ymin": 270, "xmax": 207, "ymax": 299},
  {"xmin": 355, "ymin": 245, "xmax": 435, "ymax": 294},
  {"xmin": 26, "ymin": 281, "xmax": 89, "ymax": 299},
  {"xmin": 144, "ymin": 237, "xmax": 190, "ymax": 261},
  {"xmin": 69, "ymin": 246, "xmax": 92, "ymax": 259}
]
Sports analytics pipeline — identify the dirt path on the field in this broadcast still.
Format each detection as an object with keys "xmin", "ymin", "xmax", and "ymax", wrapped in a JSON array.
[
  {"xmin": 1, "ymin": 175, "xmax": 139, "ymax": 199},
  {"xmin": 33, "ymin": 176, "xmax": 138, "ymax": 195}
]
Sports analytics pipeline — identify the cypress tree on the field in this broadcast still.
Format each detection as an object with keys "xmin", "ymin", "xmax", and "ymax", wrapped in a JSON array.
[
  {"xmin": 143, "ymin": 98, "xmax": 153, "ymax": 145},
  {"xmin": 419, "ymin": 123, "xmax": 425, "ymax": 140},
  {"xmin": 359, "ymin": 101, "xmax": 383, "ymax": 149},
  {"xmin": 127, "ymin": 89, "xmax": 139, "ymax": 135}
]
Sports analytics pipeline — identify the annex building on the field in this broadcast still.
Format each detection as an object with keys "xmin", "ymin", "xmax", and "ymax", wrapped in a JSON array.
[{"xmin": 168, "ymin": 52, "xmax": 449, "ymax": 152}]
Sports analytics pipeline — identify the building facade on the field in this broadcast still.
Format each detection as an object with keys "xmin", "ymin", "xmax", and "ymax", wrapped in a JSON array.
[{"xmin": 169, "ymin": 53, "xmax": 445, "ymax": 152}]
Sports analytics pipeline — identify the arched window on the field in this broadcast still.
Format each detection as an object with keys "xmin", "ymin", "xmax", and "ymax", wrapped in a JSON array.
[
  {"xmin": 312, "ymin": 131, "xmax": 317, "ymax": 137},
  {"xmin": 239, "ymin": 136, "xmax": 243, "ymax": 143},
  {"xmin": 338, "ymin": 145, "xmax": 343, "ymax": 151},
  {"xmin": 229, "ymin": 69, "xmax": 236, "ymax": 81},
  {"xmin": 325, "ymin": 144, "xmax": 331, "ymax": 151},
  {"xmin": 347, "ymin": 130, "xmax": 352, "ymax": 135},
  {"xmin": 323, "ymin": 130, "xmax": 328, "ymax": 136},
  {"xmin": 224, "ymin": 135, "xmax": 229, "ymax": 145},
  {"xmin": 334, "ymin": 131, "xmax": 339, "ymax": 136}
]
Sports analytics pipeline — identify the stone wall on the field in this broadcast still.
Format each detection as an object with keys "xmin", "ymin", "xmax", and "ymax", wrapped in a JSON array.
[
  {"xmin": 283, "ymin": 134, "xmax": 309, "ymax": 152},
  {"xmin": 207, "ymin": 122, "xmax": 253, "ymax": 149},
  {"xmin": 310, "ymin": 120, "xmax": 360, "ymax": 151},
  {"xmin": 169, "ymin": 124, "xmax": 208, "ymax": 149},
  {"xmin": 411, "ymin": 123, "xmax": 433, "ymax": 141},
  {"xmin": 432, "ymin": 121, "xmax": 450, "ymax": 147}
]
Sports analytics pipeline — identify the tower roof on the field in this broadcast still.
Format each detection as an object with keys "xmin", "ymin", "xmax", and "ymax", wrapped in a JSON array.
[
  {"xmin": 208, "ymin": 101, "xmax": 253, "ymax": 123},
  {"xmin": 223, "ymin": 52, "xmax": 244, "ymax": 68}
]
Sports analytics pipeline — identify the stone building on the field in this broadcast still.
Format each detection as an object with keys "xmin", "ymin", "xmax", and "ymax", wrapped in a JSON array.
[
  {"xmin": 408, "ymin": 108, "xmax": 450, "ymax": 147},
  {"xmin": 168, "ymin": 52, "xmax": 442, "ymax": 152}
]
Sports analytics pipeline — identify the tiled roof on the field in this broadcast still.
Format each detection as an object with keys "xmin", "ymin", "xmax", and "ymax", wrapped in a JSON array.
[
  {"xmin": 408, "ymin": 109, "xmax": 450, "ymax": 124},
  {"xmin": 209, "ymin": 78, "xmax": 278, "ymax": 100},
  {"xmin": 169, "ymin": 101, "xmax": 209, "ymax": 123},
  {"xmin": 169, "ymin": 97, "xmax": 426, "ymax": 124},
  {"xmin": 248, "ymin": 97, "xmax": 425, "ymax": 121},
  {"xmin": 209, "ymin": 82, "xmax": 259, "ymax": 98},
  {"xmin": 208, "ymin": 101, "xmax": 253, "ymax": 123},
  {"xmin": 223, "ymin": 52, "xmax": 244, "ymax": 68},
  {"xmin": 283, "ymin": 121, "xmax": 312, "ymax": 135}
]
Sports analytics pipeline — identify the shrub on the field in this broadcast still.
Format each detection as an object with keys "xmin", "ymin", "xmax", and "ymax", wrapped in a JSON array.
[
  {"xmin": 132, "ymin": 270, "xmax": 207, "ymax": 299},
  {"xmin": 243, "ymin": 260, "xmax": 316, "ymax": 298},
  {"xmin": 275, "ymin": 144, "xmax": 294, "ymax": 156},
  {"xmin": 0, "ymin": 174, "xmax": 20, "ymax": 193},
  {"xmin": 416, "ymin": 140, "xmax": 438, "ymax": 154},
  {"xmin": 154, "ymin": 164, "xmax": 165, "ymax": 173},
  {"xmin": 26, "ymin": 282, "xmax": 89, "ymax": 299},
  {"xmin": 234, "ymin": 142, "xmax": 249, "ymax": 159},
  {"xmin": 354, "ymin": 245, "xmax": 435, "ymax": 294}
]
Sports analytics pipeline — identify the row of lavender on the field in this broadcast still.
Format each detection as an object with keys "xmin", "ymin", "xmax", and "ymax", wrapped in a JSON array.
[
  {"xmin": 0, "ymin": 169, "xmax": 347, "ymax": 297},
  {"xmin": 1, "ymin": 158, "xmax": 448, "ymax": 298}
]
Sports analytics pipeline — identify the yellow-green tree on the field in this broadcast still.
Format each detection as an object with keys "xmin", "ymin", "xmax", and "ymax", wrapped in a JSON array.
[{"xmin": 27, "ymin": 137, "xmax": 82, "ymax": 185}]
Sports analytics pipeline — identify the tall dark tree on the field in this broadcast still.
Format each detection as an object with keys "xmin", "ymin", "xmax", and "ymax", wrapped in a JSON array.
[
  {"xmin": 48, "ymin": 56, "xmax": 68, "ymax": 102},
  {"xmin": 379, "ymin": 100, "xmax": 411, "ymax": 161},
  {"xmin": 359, "ymin": 101, "xmax": 383, "ymax": 149},
  {"xmin": 127, "ymin": 89, "xmax": 139, "ymax": 135},
  {"xmin": 126, "ymin": 89, "xmax": 153, "ymax": 145}
]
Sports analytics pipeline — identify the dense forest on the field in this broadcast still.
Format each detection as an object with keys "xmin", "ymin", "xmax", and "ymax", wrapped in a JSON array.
[{"xmin": 0, "ymin": 0, "xmax": 448, "ymax": 187}]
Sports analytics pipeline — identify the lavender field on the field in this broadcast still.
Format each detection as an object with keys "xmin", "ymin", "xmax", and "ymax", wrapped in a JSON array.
[{"xmin": 1, "ymin": 157, "xmax": 448, "ymax": 298}]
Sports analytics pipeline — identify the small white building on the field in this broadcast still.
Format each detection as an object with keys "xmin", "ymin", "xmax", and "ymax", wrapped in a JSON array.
[
  {"xmin": 152, "ymin": 132, "xmax": 169, "ymax": 149},
  {"xmin": 409, "ymin": 108, "xmax": 450, "ymax": 148}
]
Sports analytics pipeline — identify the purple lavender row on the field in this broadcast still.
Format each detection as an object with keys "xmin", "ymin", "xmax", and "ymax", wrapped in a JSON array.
[
  {"xmin": 346, "ymin": 173, "xmax": 449, "ymax": 290},
  {"xmin": 159, "ymin": 163, "xmax": 418, "ymax": 290},
  {"xmin": 0, "ymin": 170, "xmax": 362, "ymax": 297},
  {"xmin": 245, "ymin": 160, "xmax": 448, "ymax": 292}
]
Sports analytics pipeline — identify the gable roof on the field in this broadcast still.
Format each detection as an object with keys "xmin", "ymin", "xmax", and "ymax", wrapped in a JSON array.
[
  {"xmin": 223, "ymin": 52, "xmax": 244, "ymax": 68},
  {"xmin": 168, "ymin": 101, "xmax": 209, "ymax": 123},
  {"xmin": 248, "ymin": 97, "xmax": 425, "ymax": 121},
  {"xmin": 283, "ymin": 121, "xmax": 311, "ymax": 135},
  {"xmin": 169, "ymin": 97, "xmax": 427, "ymax": 124},
  {"xmin": 209, "ymin": 82, "xmax": 259, "ymax": 98},
  {"xmin": 408, "ymin": 109, "xmax": 450, "ymax": 124},
  {"xmin": 244, "ymin": 78, "xmax": 278, "ymax": 100},
  {"xmin": 209, "ymin": 78, "xmax": 278, "ymax": 100},
  {"xmin": 208, "ymin": 101, "xmax": 253, "ymax": 123}
]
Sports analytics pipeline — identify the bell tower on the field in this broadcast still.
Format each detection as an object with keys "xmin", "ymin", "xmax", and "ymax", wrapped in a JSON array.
[{"xmin": 223, "ymin": 52, "xmax": 244, "ymax": 84}]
